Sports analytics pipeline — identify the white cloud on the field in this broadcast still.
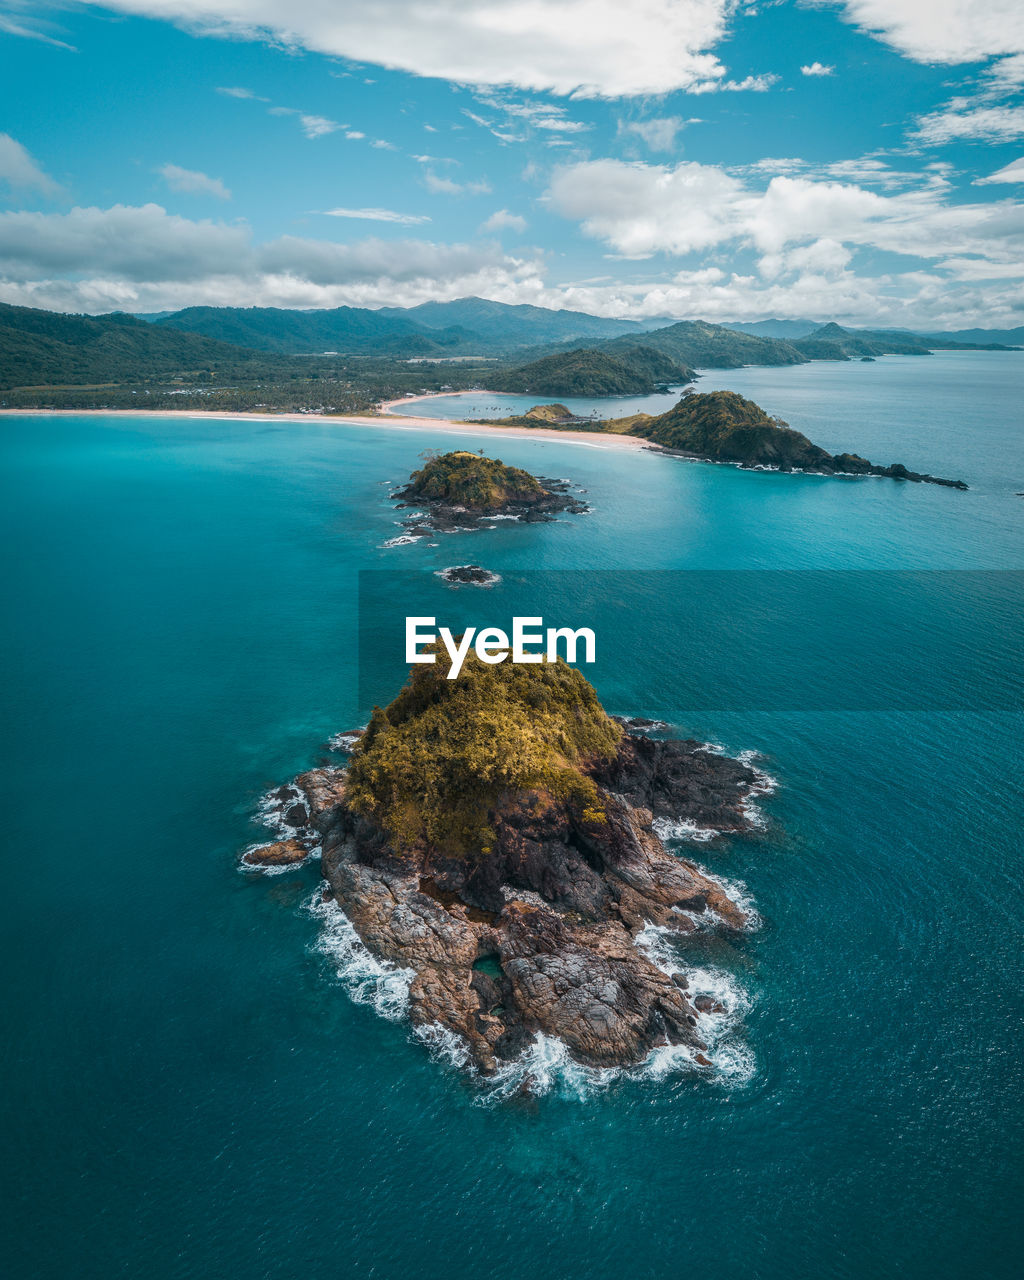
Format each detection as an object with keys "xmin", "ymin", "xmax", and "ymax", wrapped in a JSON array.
[
  {"xmin": 321, "ymin": 206, "xmax": 431, "ymax": 224},
  {"xmin": 618, "ymin": 116, "xmax": 685, "ymax": 151},
  {"xmin": 424, "ymin": 172, "xmax": 492, "ymax": 196},
  {"xmin": 216, "ymin": 85, "xmax": 268, "ymax": 101},
  {"xmin": 912, "ymin": 102, "xmax": 1024, "ymax": 144},
  {"xmin": 800, "ymin": 61, "xmax": 834, "ymax": 76},
  {"xmin": 975, "ymin": 156, "xmax": 1024, "ymax": 184},
  {"xmin": 0, "ymin": 198, "xmax": 1021, "ymax": 329},
  {"xmin": 0, "ymin": 134, "xmax": 60, "ymax": 195},
  {"xmin": 475, "ymin": 96, "xmax": 591, "ymax": 134},
  {"xmin": 826, "ymin": 0, "xmax": 1024, "ymax": 65},
  {"xmin": 689, "ymin": 73, "xmax": 779, "ymax": 94},
  {"xmin": 0, "ymin": 201, "xmax": 538, "ymax": 311},
  {"xmin": 547, "ymin": 157, "xmax": 1024, "ymax": 270},
  {"xmin": 481, "ymin": 209, "xmax": 527, "ymax": 232},
  {"xmin": 0, "ymin": 12, "xmax": 76, "ymax": 50},
  {"xmin": 370, "ymin": 139, "xmax": 398, "ymax": 150},
  {"xmin": 158, "ymin": 163, "xmax": 231, "ymax": 200},
  {"xmin": 268, "ymin": 107, "xmax": 344, "ymax": 138},
  {"xmin": 71, "ymin": 0, "xmax": 741, "ymax": 97}
]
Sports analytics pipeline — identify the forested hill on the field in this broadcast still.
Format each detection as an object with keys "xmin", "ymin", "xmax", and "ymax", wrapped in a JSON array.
[
  {"xmin": 491, "ymin": 344, "xmax": 693, "ymax": 396},
  {"xmin": 0, "ymin": 302, "xmax": 279, "ymax": 389},
  {"xmin": 600, "ymin": 318, "xmax": 1015, "ymax": 370},
  {"xmin": 602, "ymin": 320, "xmax": 807, "ymax": 369},
  {"xmin": 790, "ymin": 322, "xmax": 1014, "ymax": 359},
  {"xmin": 155, "ymin": 305, "xmax": 474, "ymax": 356}
]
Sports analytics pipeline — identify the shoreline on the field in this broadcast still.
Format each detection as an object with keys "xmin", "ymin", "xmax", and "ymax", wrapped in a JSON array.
[{"xmin": 0, "ymin": 404, "xmax": 651, "ymax": 453}]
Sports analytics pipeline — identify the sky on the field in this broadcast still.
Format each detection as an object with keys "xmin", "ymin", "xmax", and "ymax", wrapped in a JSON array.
[{"xmin": 0, "ymin": 1, "xmax": 1022, "ymax": 329}]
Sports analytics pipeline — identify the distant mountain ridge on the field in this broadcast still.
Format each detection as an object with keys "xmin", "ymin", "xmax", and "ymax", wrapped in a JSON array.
[
  {"xmin": 148, "ymin": 299, "xmax": 1021, "ymax": 362},
  {"xmin": 602, "ymin": 320, "xmax": 807, "ymax": 369},
  {"xmin": 155, "ymin": 304, "xmax": 475, "ymax": 357},
  {"xmin": 153, "ymin": 296, "xmax": 651, "ymax": 356},
  {"xmin": 376, "ymin": 297, "xmax": 654, "ymax": 348}
]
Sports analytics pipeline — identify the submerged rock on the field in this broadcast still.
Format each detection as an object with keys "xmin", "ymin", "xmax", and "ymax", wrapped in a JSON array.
[
  {"xmin": 244, "ymin": 838, "xmax": 309, "ymax": 867},
  {"xmin": 436, "ymin": 564, "xmax": 502, "ymax": 586},
  {"xmin": 250, "ymin": 653, "xmax": 769, "ymax": 1076}
]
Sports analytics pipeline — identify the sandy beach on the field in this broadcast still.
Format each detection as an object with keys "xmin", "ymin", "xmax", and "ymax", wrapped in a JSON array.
[{"xmin": 0, "ymin": 404, "xmax": 651, "ymax": 452}]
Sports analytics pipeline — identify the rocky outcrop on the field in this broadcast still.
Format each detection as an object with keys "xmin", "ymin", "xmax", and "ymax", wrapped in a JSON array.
[
  {"xmin": 391, "ymin": 450, "xmax": 587, "ymax": 538},
  {"xmin": 243, "ymin": 655, "xmax": 772, "ymax": 1077},
  {"xmin": 621, "ymin": 390, "xmax": 968, "ymax": 488},
  {"xmin": 436, "ymin": 564, "xmax": 502, "ymax": 586},
  {"xmin": 259, "ymin": 727, "xmax": 763, "ymax": 1076}
]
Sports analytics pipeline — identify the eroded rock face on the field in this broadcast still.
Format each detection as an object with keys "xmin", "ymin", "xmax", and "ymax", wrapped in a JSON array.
[{"xmin": 279, "ymin": 731, "xmax": 767, "ymax": 1075}]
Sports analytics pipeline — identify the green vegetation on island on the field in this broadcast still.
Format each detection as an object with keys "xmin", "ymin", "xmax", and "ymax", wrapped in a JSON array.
[
  {"xmin": 401, "ymin": 450, "xmax": 546, "ymax": 510},
  {"xmin": 608, "ymin": 390, "xmax": 968, "ymax": 486},
  {"xmin": 346, "ymin": 652, "xmax": 622, "ymax": 853}
]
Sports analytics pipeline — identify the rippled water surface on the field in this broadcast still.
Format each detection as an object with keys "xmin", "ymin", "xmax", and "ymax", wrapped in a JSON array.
[{"xmin": 2, "ymin": 351, "xmax": 1023, "ymax": 1280}]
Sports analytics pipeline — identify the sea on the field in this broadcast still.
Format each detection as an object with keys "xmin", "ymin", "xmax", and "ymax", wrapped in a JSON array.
[{"xmin": 1, "ymin": 349, "xmax": 1022, "ymax": 1279}]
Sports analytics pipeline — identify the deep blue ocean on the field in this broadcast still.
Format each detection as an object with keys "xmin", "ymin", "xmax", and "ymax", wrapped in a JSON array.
[{"xmin": 2, "ymin": 351, "xmax": 1023, "ymax": 1279}]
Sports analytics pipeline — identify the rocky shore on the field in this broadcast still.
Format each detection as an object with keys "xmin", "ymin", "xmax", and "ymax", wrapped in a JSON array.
[{"xmin": 244, "ymin": 658, "xmax": 770, "ymax": 1076}]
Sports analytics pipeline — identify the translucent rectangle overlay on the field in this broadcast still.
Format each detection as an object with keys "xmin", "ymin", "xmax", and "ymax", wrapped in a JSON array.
[{"xmin": 358, "ymin": 570, "xmax": 1024, "ymax": 715}]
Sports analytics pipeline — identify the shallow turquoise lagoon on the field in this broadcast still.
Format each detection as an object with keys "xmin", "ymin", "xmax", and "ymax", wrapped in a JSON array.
[{"xmin": 2, "ymin": 352, "xmax": 1023, "ymax": 1279}]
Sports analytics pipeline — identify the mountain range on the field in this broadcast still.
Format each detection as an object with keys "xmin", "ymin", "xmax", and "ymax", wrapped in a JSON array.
[
  {"xmin": 0, "ymin": 298, "xmax": 1018, "ymax": 399},
  {"xmin": 153, "ymin": 297, "xmax": 655, "ymax": 356}
]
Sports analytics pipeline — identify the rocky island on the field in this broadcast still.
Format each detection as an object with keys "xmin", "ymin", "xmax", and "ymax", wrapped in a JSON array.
[
  {"xmin": 616, "ymin": 390, "xmax": 968, "ymax": 487},
  {"xmin": 391, "ymin": 450, "xmax": 588, "ymax": 538},
  {"xmin": 245, "ymin": 654, "xmax": 769, "ymax": 1075}
]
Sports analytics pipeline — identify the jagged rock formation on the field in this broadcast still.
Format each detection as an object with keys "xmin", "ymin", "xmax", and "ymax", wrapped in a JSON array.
[{"xmin": 246, "ymin": 656, "xmax": 769, "ymax": 1074}]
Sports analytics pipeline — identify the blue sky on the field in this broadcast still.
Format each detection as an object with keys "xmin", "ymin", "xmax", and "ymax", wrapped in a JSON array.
[{"xmin": 1, "ymin": 1, "xmax": 1022, "ymax": 328}]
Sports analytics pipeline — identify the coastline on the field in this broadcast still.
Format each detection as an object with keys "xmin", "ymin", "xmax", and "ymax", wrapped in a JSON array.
[{"xmin": 0, "ymin": 403, "xmax": 651, "ymax": 453}]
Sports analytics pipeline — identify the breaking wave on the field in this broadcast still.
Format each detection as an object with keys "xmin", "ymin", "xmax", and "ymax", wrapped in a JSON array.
[{"xmin": 306, "ymin": 892, "xmax": 414, "ymax": 1022}]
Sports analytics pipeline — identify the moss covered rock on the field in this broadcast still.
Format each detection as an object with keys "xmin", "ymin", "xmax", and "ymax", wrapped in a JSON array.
[{"xmin": 345, "ymin": 651, "xmax": 622, "ymax": 854}]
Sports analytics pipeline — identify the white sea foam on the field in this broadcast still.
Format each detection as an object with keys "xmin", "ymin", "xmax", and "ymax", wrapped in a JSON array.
[
  {"xmin": 653, "ymin": 815, "xmax": 720, "ymax": 843},
  {"xmin": 412, "ymin": 938, "xmax": 758, "ymax": 1103},
  {"xmin": 328, "ymin": 728, "xmax": 365, "ymax": 753},
  {"xmin": 240, "ymin": 841, "xmax": 321, "ymax": 876},
  {"xmin": 693, "ymin": 742, "xmax": 779, "ymax": 830},
  {"xmin": 735, "ymin": 749, "xmax": 779, "ymax": 829},
  {"xmin": 306, "ymin": 892, "xmax": 414, "ymax": 1022},
  {"xmin": 380, "ymin": 533, "xmax": 422, "ymax": 548},
  {"xmin": 634, "ymin": 924, "xmax": 757, "ymax": 1086},
  {"xmin": 256, "ymin": 784, "xmax": 310, "ymax": 841}
]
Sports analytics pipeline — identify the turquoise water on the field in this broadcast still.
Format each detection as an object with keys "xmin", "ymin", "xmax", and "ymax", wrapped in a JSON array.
[{"xmin": 2, "ymin": 353, "xmax": 1023, "ymax": 1280}]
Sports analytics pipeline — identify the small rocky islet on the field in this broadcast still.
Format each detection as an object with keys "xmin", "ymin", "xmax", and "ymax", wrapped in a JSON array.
[
  {"xmin": 389, "ymin": 449, "xmax": 588, "ymax": 540},
  {"xmin": 244, "ymin": 653, "xmax": 770, "ymax": 1077}
]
